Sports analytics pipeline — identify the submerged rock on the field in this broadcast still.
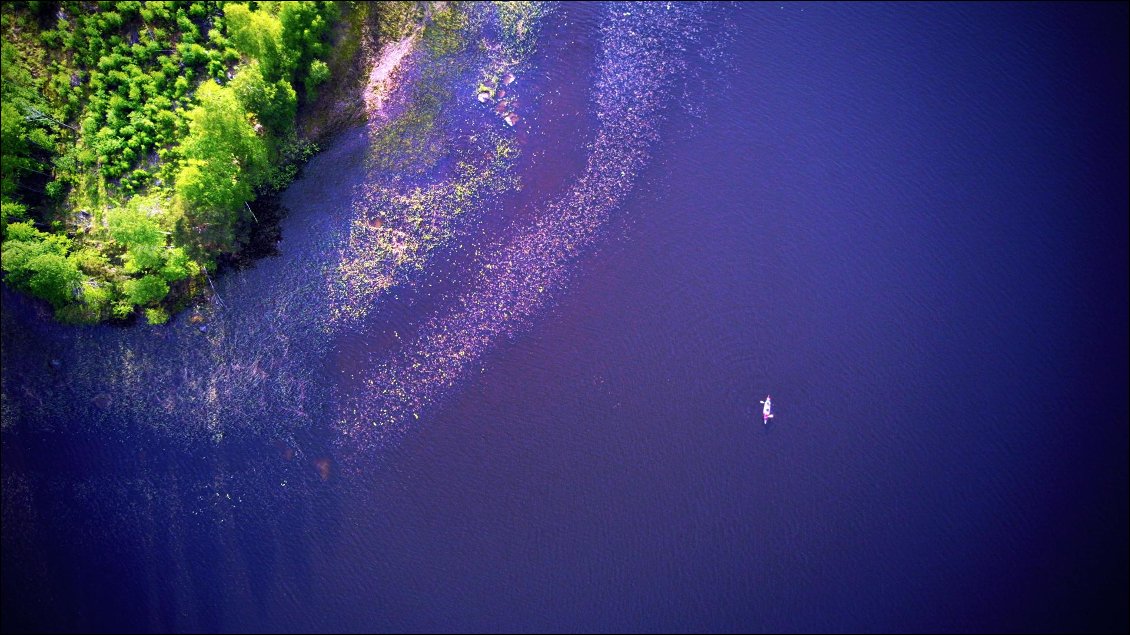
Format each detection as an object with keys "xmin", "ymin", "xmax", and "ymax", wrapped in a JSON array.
[
  {"xmin": 477, "ymin": 83, "xmax": 495, "ymax": 103},
  {"xmin": 92, "ymin": 393, "xmax": 113, "ymax": 410},
  {"xmin": 503, "ymin": 72, "xmax": 515, "ymax": 85},
  {"xmin": 503, "ymin": 112, "xmax": 521, "ymax": 127},
  {"xmin": 314, "ymin": 458, "xmax": 332, "ymax": 481}
]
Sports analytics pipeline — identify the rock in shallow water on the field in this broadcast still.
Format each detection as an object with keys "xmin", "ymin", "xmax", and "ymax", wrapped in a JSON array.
[{"xmin": 92, "ymin": 393, "xmax": 112, "ymax": 410}]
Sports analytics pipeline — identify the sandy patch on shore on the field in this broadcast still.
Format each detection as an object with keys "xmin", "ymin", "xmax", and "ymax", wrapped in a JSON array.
[{"xmin": 363, "ymin": 29, "xmax": 421, "ymax": 121}]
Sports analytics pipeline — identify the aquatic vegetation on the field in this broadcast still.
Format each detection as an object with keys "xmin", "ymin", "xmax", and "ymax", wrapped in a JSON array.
[
  {"xmin": 340, "ymin": 2, "xmax": 711, "ymax": 444},
  {"xmin": 377, "ymin": 1, "xmax": 424, "ymax": 43},
  {"xmin": 493, "ymin": 1, "xmax": 552, "ymax": 64},
  {"xmin": 422, "ymin": 5, "xmax": 469, "ymax": 57},
  {"xmin": 365, "ymin": 5, "xmax": 474, "ymax": 173},
  {"xmin": 326, "ymin": 3, "xmax": 549, "ymax": 331},
  {"xmin": 330, "ymin": 133, "xmax": 520, "ymax": 327}
]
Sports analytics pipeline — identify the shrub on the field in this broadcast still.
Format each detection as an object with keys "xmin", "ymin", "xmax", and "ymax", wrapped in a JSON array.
[
  {"xmin": 145, "ymin": 306, "xmax": 169, "ymax": 324},
  {"xmin": 123, "ymin": 273, "xmax": 169, "ymax": 305}
]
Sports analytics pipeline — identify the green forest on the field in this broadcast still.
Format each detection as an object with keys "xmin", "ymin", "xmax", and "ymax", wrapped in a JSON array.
[{"xmin": 1, "ymin": 1, "xmax": 342, "ymax": 324}]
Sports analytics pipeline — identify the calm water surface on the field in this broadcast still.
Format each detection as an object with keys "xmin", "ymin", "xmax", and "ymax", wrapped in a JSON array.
[{"xmin": 3, "ymin": 3, "xmax": 1127, "ymax": 632}]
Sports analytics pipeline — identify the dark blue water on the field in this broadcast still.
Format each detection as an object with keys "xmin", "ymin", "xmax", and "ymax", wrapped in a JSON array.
[{"xmin": 3, "ymin": 3, "xmax": 1127, "ymax": 632}]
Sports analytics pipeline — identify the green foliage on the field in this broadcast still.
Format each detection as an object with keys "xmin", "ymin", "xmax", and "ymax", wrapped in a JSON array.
[
  {"xmin": 160, "ymin": 246, "xmax": 198, "ymax": 282},
  {"xmin": 0, "ymin": 222, "xmax": 81, "ymax": 308},
  {"xmin": 80, "ymin": 282, "xmax": 114, "ymax": 316},
  {"xmin": 1, "ymin": 39, "xmax": 53, "ymax": 199},
  {"xmin": 224, "ymin": 3, "xmax": 288, "ymax": 82},
  {"xmin": 176, "ymin": 80, "xmax": 266, "ymax": 250},
  {"xmin": 1, "ymin": 200, "xmax": 29, "ymax": 236},
  {"xmin": 306, "ymin": 59, "xmax": 330, "ymax": 101},
  {"xmin": 3, "ymin": 221, "xmax": 47, "ymax": 244},
  {"xmin": 181, "ymin": 80, "xmax": 268, "ymax": 180},
  {"xmin": 26, "ymin": 252, "xmax": 83, "ymax": 308},
  {"xmin": 1, "ymin": 221, "xmax": 69, "ymax": 288},
  {"xmin": 225, "ymin": 1, "xmax": 336, "ymax": 91},
  {"xmin": 123, "ymin": 273, "xmax": 168, "ymax": 306},
  {"xmin": 108, "ymin": 204, "xmax": 164, "ymax": 248},
  {"xmin": 72, "ymin": 246, "xmax": 112, "ymax": 277},
  {"xmin": 1, "ymin": 0, "xmax": 339, "ymax": 323},
  {"xmin": 0, "ymin": 99, "xmax": 26, "ymax": 197},
  {"xmin": 112, "ymin": 298, "xmax": 135, "ymax": 319},
  {"xmin": 229, "ymin": 62, "xmax": 296, "ymax": 135},
  {"xmin": 175, "ymin": 159, "xmax": 240, "ymax": 216},
  {"xmin": 279, "ymin": 1, "xmax": 337, "ymax": 88},
  {"xmin": 144, "ymin": 306, "xmax": 169, "ymax": 325},
  {"xmin": 260, "ymin": 135, "xmax": 318, "ymax": 193},
  {"xmin": 13, "ymin": 0, "xmax": 229, "ymax": 201}
]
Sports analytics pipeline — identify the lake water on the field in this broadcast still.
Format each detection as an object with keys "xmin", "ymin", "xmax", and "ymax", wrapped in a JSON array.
[{"xmin": 2, "ymin": 3, "xmax": 1127, "ymax": 632}]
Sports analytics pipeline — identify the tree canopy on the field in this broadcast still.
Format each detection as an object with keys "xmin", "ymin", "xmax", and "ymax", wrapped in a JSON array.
[
  {"xmin": 176, "ymin": 80, "xmax": 266, "ymax": 251},
  {"xmin": 0, "ymin": 1, "xmax": 338, "ymax": 323}
]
